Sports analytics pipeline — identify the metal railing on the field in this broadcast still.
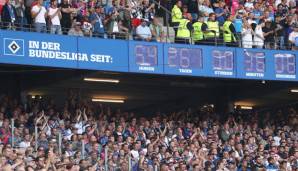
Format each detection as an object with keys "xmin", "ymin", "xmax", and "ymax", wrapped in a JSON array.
[{"xmin": 0, "ymin": 21, "xmax": 295, "ymax": 50}]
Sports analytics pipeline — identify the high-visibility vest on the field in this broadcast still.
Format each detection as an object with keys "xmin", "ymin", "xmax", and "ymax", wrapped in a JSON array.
[
  {"xmin": 223, "ymin": 21, "xmax": 236, "ymax": 43},
  {"xmin": 204, "ymin": 21, "xmax": 219, "ymax": 39},
  {"xmin": 176, "ymin": 19, "xmax": 190, "ymax": 38},
  {"xmin": 171, "ymin": 5, "xmax": 182, "ymax": 23},
  {"xmin": 192, "ymin": 22, "xmax": 204, "ymax": 41}
]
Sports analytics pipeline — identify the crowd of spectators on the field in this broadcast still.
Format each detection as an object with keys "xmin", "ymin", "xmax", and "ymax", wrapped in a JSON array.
[
  {"xmin": 0, "ymin": 92, "xmax": 297, "ymax": 171},
  {"xmin": 1, "ymin": 0, "xmax": 298, "ymax": 49}
]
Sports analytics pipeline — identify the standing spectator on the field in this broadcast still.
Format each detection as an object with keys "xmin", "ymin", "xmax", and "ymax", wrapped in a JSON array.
[
  {"xmin": 150, "ymin": 17, "xmax": 164, "ymax": 42},
  {"xmin": 68, "ymin": 21, "xmax": 84, "ymax": 36},
  {"xmin": 15, "ymin": 0, "xmax": 27, "ymax": 31},
  {"xmin": 31, "ymin": 0, "xmax": 47, "ymax": 33},
  {"xmin": 214, "ymin": 1, "xmax": 227, "ymax": 26},
  {"xmin": 136, "ymin": 18, "xmax": 152, "ymax": 41},
  {"xmin": 90, "ymin": 5, "xmax": 106, "ymax": 38},
  {"xmin": 275, "ymin": 15, "xmax": 286, "ymax": 49},
  {"xmin": 24, "ymin": 0, "xmax": 34, "ymax": 27},
  {"xmin": 288, "ymin": 23, "xmax": 298, "ymax": 50},
  {"xmin": 1, "ymin": 0, "xmax": 17, "ymax": 30},
  {"xmin": 59, "ymin": 0, "xmax": 75, "ymax": 34},
  {"xmin": 262, "ymin": 20, "xmax": 275, "ymax": 49},
  {"xmin": 141, "ymin": 0, "xmax": 155, "ymax": 21},
  {"xmin": 199, "ymin": 0, "xmax": 214, "ymax": 21},
  {"xmin": 187, "ymin": 0, "xmax": 198, "ymax": 20},
  {"xmin": 241, "ymin": 19, "xmax": 254, "ymax": 48},
  {"xmin": 48, "ymin": 0, "xmax": 62, "ymax": 34}
]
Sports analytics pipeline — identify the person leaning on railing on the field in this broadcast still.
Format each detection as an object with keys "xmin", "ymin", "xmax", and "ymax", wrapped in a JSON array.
[
  {"xmin": 204, "ymin": 13, "xmax": 220, "ymax": 46},
  {"xmin": 175, "ymin": 13, "xmax": 193, "ymax": 44},
  {"xmin": 223, "ymin": 14, "xmax": 238, "ymax": 47}
]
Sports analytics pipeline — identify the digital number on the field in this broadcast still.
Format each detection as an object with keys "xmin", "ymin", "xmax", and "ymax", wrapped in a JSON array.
[
  {"xmin": 168, "ymin": 47, "xmax": 202, "ymax": 69},
  {"xmin": 212, "ymin": 50, "xmax": 233, "ymax": 71},
  {"xmin": 135, "ymin": 45, "xmax": 157, "ymax": 66},
  {"xmin": 275, "ymin": 54, "xmax": 295, "ymax": 74},
  {"xmin": 244, "ymin": 51, "xmax": 265, "ymax": 73}
]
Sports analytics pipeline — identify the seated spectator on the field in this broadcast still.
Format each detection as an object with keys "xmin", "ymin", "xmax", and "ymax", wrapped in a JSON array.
[
  {"xmin": 48, "ymin": 0, "xmax": 62, "ymax": 35},
  {"xmin": 68, "ymin": 22, "xmax": 84, "ymax": 36},
  {"xmin": 31, "ymin": 0, "xmax": 47, "ymax": 33},
  {"xmin": 1, "ymin": 0, "xmax": 17, "ymax": 30},
  {"xmin": 136, "ymin": 19, "xmax": 152, "ymax": 41},
  {"xmin": 150, "ymin": 17, "xmax": 164, "ymax": 42},
  {"xmin": 81, "ymin": 16, "xmax": 92, "ymax": 37}
]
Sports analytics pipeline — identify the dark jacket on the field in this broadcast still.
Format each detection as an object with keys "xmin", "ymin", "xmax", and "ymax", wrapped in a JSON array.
[{"xmin": 1, "ymin": 3, "xmax": 17, "ymax": 26}]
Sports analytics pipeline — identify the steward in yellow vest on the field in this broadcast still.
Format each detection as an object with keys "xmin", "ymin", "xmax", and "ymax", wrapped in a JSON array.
[
  {"xmin": 175, "ymin": 14, "xmax": 193, "ymax": 44},
  {"xmin": 204, "ymin": 13, "xmax": 220, "ymax": 46},
  {"xmin": 192, "ymin": 15, "xmax": 208, "ymax": 45},
  {"xmin": 171, "ymin": 1, "xmax": 182, "ymax": 23},
  {"xmin": 171, "ymin": 0, "xmax": 182, "ymax": 36},
  {"xmin": 223, "ymin": 14, "xmax": 237, "ymax": 47}
]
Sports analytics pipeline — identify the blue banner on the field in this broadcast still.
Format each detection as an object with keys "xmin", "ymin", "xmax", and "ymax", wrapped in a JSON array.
[
  {"xmin": 0, "ymin": 30, "xmax": 78, "ymax": 68},
  {"xmin": 77, "ymin": 37, "xmax": 128, "ymax": 72},
  {"xmin": 129, "ymin": 41, "xmax": 163, "ymax": 74}
]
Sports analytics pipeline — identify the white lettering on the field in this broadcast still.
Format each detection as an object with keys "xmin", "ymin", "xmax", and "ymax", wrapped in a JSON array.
[
  {"xmin": 214, "ymin": 71, "xmax": 233, "ymax": 76},
  {"xmin": 139, "ymin": 66, "xmax": 155, "ymax": 71},
  {"xmin": 29, "ymin": 41, "xmax": 39, "ymax": 49},
  {"xmin": 276, "ymin": 74, "xmax": 296, "ymax": 79},
  {"xmin": 41, "ymin": 42, "xmax": 60, "ymax": 51},
  {"xmin": 245, "ymin": 72, "xmax": 264, "ymax": 77},
  {"xmin": 90, "ymin": 54, "xmax": 112, "ymax": 63},
  {"xmin": 179, "ymin": 69, "xmax": 192, "ymax": 73}
]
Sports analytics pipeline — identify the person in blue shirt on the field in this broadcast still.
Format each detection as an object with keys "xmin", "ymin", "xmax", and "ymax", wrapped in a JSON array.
[
  {"xmin": 90, "ymin": 5, "xmax": 106, "ymax": 38},
  {"xmin": 266, "ymin": 157, "xmax": 279, "ymax": 171},
  {"xmin": 214, "ymin": 1, "xmax": 226, "ymax": 26}
]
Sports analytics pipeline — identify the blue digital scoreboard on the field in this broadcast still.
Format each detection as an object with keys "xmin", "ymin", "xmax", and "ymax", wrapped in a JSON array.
[
  {"xmin": 208, "ymin": 48, "xmax": 236, "ymax": 78},
  {"xmin": 129, "ymin": 41, "xmax": 163, "ymax": 74},
  {"xmin": 164, "ymin": 44, "xmax": 205, "ymax": 76},
  {"xmin": 274, "ymin": 53, "xmax": 296, "ymax": 79},
  {"xmin": 237, "ymin": 49, "xmax": 267, "ymax": 79}
]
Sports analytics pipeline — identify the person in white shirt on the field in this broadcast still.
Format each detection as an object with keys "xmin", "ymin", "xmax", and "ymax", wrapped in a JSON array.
[
  {"xmin": 253, "ymin": 20, "xmax": 265, "ymax": 49},
  {"xmin": 241, "ymin": 19, "xmax": 254, "ymax": 48},
  {"xmin": 48, "ymin": 0, "xmax": 62, "ymax": 34},
  {"xmin": 136, "ymin": 19, "xmax": 152, "ymax": 41},
  {"xmin": 31, "ymin": 0, "xmax": 47, "ymax": 33}
]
